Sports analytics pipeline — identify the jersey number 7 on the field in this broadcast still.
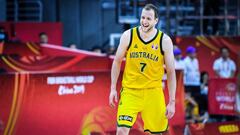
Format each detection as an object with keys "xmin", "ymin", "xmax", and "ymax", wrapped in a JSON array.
[{"xmin": 140, "ymin": 63, "xmax": 147, "ymax": 72}]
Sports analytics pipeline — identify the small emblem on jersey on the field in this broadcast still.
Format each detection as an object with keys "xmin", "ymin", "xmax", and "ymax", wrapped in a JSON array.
[
  {"xmin": 119, "ymin": 101, "xmax": 122, "ymax": 105},
  {"xmin": 119, "ymin": 115, "xmax": 133, "ymax": 122},
  {"xmin": 151, "ymin": 44, "xmax": 158, "ymax": 50},
  {"xmin": 134, "ymin": 44, "xmax": 138, "ymax": 48}
]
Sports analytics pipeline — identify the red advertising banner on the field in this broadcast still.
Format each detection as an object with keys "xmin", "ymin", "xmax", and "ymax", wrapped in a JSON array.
[
  {"xmin": 208, "ymin": 78, "xmax": 238, "ymax": 115},
  {"xmin": 0, "ymin": 71, "xmax": 185, "ymax": 135},
  {"xmin": 1, "ymin": 36, "xmax": 240, "ymax": 78},
  {"xmin": 0, "ymin": 42, "xmax": 42, "ymax": 56},
  {"xmin": 0, "ymin": 55, "xmax": 111, "ymax": 73},
  {"xmin": 188, "ymin": 121, "xmax": 240, "ymax": 135},
  {"xmin": 0, "ymin": 43, "xmax": 111, "ymax": 73}
]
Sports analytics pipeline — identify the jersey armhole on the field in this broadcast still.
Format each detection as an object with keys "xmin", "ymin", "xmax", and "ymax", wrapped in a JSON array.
[
  {"xmin": 127, "ymin": 29, "xmax": 133, "ymax": 50},
  {"xmin": 159, "ymin": 32, "xmax": 164, "ymax": 55}
]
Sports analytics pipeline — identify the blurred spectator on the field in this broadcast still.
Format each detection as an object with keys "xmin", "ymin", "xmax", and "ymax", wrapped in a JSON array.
[
  {"xmin": 211, "ymin": 50, "xmax": 238, "ymax": 122},
  {"xmin": 185, "ymin": 92, "xmax": 200, "ymax": 123},
  {"xmin": 184, "ymin": 46, "xmax": 201, "ymax": 96},
  {"xmin": 91, "ymin": 46, "xmax": 103, "ymax": 54},
  {"xmin": 213, "ymin": 47, "xmax": 236, "ymax": 78},
  {"xmin": 0, "ymin": 26, "xmax": 8, "ymax": 42},
  {"xmin": 200, "ymin": 71, "xmax": 208, "ymax": 95},
  {"xmin": 174, "ymin": 47, "xmax": 185, "ymax": 70},
  {"xmin": 68, "ymin": 43, "xmax": 77, "ymax": 49},
  {"xmin": 39, "ymin": 32, "xmax": 48, "ymax": 44},
  {"xmin": 185, "ymin": 92, "xmax": 209, "ymax": 123},
  {"xmin": 199, "ymin": 71, "xmax": 209, "ymax": 115}
]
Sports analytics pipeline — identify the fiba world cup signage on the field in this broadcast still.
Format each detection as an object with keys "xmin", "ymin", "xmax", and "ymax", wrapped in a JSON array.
[
  {"xmin": 47, "ymin": 75, "xmax": 94, "ymax": 96},
  {"xmin": 208, "ymin": 78, "xmax": 237, "ymax": 115}
]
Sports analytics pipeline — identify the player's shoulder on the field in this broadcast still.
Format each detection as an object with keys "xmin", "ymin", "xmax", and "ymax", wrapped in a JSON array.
[
  {"xmin": 119, "ymin": 28, "xmax": 135, "ymax": 48},
  {"xmin": 122, "ymin": 27, "xmax": 136, "ymax": 37},
  {"xmin": 121, "ymin": 27, "xmax": 136, "ymax": 40},
  {"xmin": 156, "ymin": 29, "xmax": 172, "ymax": 44},
  {"xmin": 161, "ymin": 32, "xmax": 171, "ymax": 42},
  {"xmin": 160, "ymin": 32, "xmax": 172, "ymax": 46},
  {"xmin": 160, "ymin": 32, "xmax": 173, "ymax": 52},
  {"xmin": 120, "ymin": 29, "xmax": 131, "ymax": 39}
]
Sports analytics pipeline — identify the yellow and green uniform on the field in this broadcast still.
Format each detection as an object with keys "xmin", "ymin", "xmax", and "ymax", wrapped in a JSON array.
[{"xmin": 117, "ymin": 27, "xmax": 168, "ymax": 134}]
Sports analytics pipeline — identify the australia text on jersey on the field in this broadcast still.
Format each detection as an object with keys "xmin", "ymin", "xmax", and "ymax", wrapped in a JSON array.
[{"xmin": 129, "ymin": 51, "xmax": 159, "ymax": 62}]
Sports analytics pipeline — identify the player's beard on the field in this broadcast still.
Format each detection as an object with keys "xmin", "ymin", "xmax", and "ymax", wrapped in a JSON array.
[
  {"xmin": 141, "ymin": 25, "xmax": 153, "ymax": 33},
  {"xmin": 146, "ymin": 26, "xmax": 153, "ymax": 33}
]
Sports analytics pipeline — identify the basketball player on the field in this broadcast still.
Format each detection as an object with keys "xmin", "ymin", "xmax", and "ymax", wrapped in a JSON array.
[{"xmin": 109, "ymin": 4, "xmax": 176, "ymax": 135}]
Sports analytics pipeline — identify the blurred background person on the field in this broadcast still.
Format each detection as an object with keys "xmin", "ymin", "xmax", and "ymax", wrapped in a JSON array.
[
  {"xmin": 68, "ymin": 43, "xmax": 78, "ymax": 49},
  {"xmin": 213, "ymin": 47, "xmax": 236, "ymax": 78},
  {"xmin": 185, "ymin": 92, "xmax": 200, "ymax": 123},
  {"xmin": 39, "ymin": 32, "xmax": 48, "ymax": 44},
  {"xmin": 184, "ymin": 46, "xmax": 200, "ymax": 96},
  {"xmin": 199, "ymin": 71, "xmax": 209, "ymax": 116},
  {"xmin": 174, "ymin": 47, "xmax": 185, "ymax": 70},
  {"xmin": 183, "ymin": 45, "xmax": 202, "ymax": 121},
  {"xmin": 200, "ymin": 71, "xmax": 209, "ymax": 97},
  {"xmin": 91, "ymin": 45, "xmax": 103, "ymax": 54}
]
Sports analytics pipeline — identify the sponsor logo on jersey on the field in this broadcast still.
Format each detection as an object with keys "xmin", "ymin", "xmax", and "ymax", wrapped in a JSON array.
[
  {"xmin": 134, "ymin": 44, "xmax": 138, "ymax": 48},
  {"xmin": 119, "ymin": 115, "xmax": 133, "ymax": 122}
]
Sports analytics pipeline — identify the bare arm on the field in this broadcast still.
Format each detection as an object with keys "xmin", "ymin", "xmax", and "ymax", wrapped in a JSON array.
[
  {"xmin": 109, "ymin": 30, "xmax": 131, "ymax": 107},
  {"xmin": 213, "ymin": 61, "xmax": 221, "ymax": 77},
  {"xmin": 230, "ymin": 71, "xmax": 235, "ymax": 78},
  {"xmin": 162, "ymin": 34, "xmax": 176, "ymax": 119},
  {"xmin": 230, "ymin": 61, "xmax": 236, "ymax": 77},
  {"xmin": 162, "ymin": 34, "xmax": 176, "ymax": 102},
  {"xmin": 214, "ymin": 70, "xmax": 221, "ymax": 77}
]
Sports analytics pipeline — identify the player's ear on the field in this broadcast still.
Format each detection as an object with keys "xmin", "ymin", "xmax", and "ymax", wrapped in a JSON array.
[{"xmin": 155, "ymin": 18, "xmax": 158, "ymax": 25}]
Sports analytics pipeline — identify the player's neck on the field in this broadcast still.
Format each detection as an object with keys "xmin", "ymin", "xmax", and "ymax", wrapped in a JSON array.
[{"xmin": 222, "ymin": 56, "xmax": 228, "ymax": 61}]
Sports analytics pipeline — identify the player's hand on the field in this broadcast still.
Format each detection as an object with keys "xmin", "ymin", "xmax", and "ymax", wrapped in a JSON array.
[
  {"xmin": 109, "ymin": 89, "xmax": 118, "ymax": 108},
  {"xmin": 166, "ymin": 101, "xmax": 175, "ymax": 119}
]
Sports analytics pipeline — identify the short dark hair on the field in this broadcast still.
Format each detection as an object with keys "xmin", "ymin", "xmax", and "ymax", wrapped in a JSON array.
[
  {"xmin": 220, "ymin": 47, "xmax": 229, "ymax": 53},
  {"xmin": 39, "ymin": 32, "xmax": 47, "ymax": 37},
  {"xmin": 143, "ymin": 4, "xmax": 159, "ymax": 19}
]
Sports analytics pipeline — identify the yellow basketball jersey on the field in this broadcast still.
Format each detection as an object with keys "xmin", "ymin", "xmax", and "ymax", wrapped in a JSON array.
[{"xmin": 122, "ymin": 27, "xmax": 165, "ymax": 89}]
